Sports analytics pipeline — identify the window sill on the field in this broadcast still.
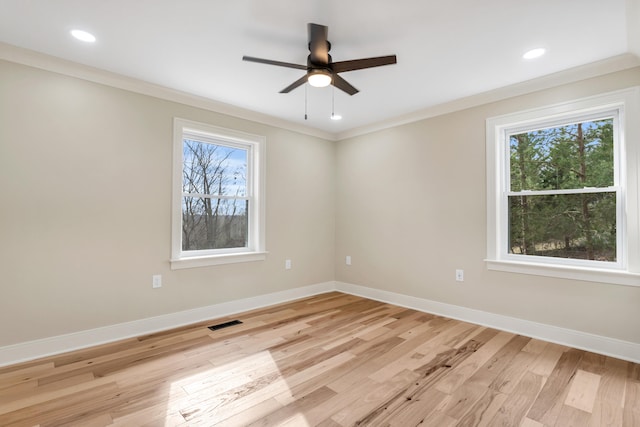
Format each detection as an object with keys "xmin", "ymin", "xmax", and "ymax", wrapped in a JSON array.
[
  {"xmin": 485, "ymin": 259, "xmax": 640, "ymax": 287},
  {"xmin": 170, "ymin": 251, "xmax": 268, "ymax": 270}
]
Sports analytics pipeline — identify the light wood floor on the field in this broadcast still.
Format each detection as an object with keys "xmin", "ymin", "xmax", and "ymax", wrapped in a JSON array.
[{"xmin": 1, "ymin": 292, "xmax": 639, "ymax": 426}]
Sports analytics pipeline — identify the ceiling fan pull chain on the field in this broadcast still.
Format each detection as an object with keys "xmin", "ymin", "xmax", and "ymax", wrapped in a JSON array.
[
  {"xmin": 330, "ymin": 86, "xmax": 341, "ymax": 120},
  {"xmin": 305, "ymin": 83, "xmax": 308, "ymax": 120}
]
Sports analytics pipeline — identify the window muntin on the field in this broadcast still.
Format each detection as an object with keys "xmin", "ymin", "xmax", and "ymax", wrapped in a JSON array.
[
  {"xmin": 505, "ymin": 116, "xmax": 620, "ymax": 264},
  {"xmin": 171, "ymin": 119, "xmax": 265, "ymax": 268}
]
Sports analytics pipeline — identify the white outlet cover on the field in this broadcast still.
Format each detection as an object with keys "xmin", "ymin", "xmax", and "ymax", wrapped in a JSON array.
[{"xmin": 152, "ymin": 274, "xmax": 162, "ymax": 288}]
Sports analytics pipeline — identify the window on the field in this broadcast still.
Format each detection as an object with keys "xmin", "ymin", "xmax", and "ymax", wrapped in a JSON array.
[
  {"xmin": 508, "ymin": 116, "xmax": 619, "ymax": 264},
  {"xmin": 171, "ymin": 119, "xmax": 266, "ymax": 269},
  {"xmin": 486, "ymin": 88, "xmax": 640, "ymax": 286}
]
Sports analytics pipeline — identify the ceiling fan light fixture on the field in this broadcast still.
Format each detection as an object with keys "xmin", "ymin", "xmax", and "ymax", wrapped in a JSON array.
[{"xmin": 307, "ymin": 70, "xmax": 332, "ymax": 87}]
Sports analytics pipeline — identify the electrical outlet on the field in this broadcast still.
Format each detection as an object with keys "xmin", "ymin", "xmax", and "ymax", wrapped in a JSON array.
[
  {"xmin": 152, "ymin": 274, "xmax": 162, "ymax": 288},
  {"xmin": 346, "ymin": 255, "xmax": 351, "ymax": 265},
  {"xmin": 285, "ymin": 259, "xmax": 292, "ymax": 270},
  {"xmin": 455, "ymin": 269, "xmax": 464, "ymax": 282}
]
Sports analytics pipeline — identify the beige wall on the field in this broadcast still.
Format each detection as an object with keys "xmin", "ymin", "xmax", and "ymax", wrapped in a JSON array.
[
  {"xmin": 0, "ymin": 60, "xmax": 335, "ymax": 347},
  {"xmin": 1, "ymin": 57, "xmax": 639, "ymax": 350},
  {"xmin": 335, "ymin": 67, "xmax": 640, "ymax": 344}
]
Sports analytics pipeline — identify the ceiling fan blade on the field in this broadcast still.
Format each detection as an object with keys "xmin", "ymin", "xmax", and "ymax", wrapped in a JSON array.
[
  {"xmin": 332, "ymin": 74, "xmax": 359, "ymax": 96},
  {"xmin": 242, "ymin": 56, "xmax": 307, "ymax": 70},
  {"xmin": 280, "ymin": 75, "xmax": 309, "ymax": 93},
  {"xmin": 331, "ymin": 55, "xmax": 397, "ymax": 73},
  {"xmin": 308, "ymin": 23, "xmax": 329, "ymax": 65}
]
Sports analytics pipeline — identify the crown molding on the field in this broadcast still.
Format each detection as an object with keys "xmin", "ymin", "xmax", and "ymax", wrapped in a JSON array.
[
  {"xmin": 335, "ymin": 53, "xmax": 640, "ymax": 140},
  {"xmin": 0, "ymin": 42, "xmax": 335, "ymax": 141},
  {"xmin": 1, "ymin": 42, "xmax": 638, "ymax": 143}
]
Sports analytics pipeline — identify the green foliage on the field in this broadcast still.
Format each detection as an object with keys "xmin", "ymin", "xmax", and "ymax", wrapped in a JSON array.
[{"xmin": 508, "ymin": 119, "xmax": 616, "ymax": 261}]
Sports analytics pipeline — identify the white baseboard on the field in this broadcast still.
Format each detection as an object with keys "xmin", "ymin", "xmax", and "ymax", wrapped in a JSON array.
[
  {"xmin": 0, "ymin": 281, "xmax": 335, "ymax": 367},
  {"xmin": 335, "ymin": 281, "xmax": 640, "ymax": 363},
  {"xmin": 2, "ymin": 280, "xmax": 638, "ymax": 367}
]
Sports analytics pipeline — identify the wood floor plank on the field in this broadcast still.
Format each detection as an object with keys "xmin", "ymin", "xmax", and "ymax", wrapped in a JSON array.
[
  {"xmin": 0, "ymin": 292, "xmax": 637, "ymax": 426},
  {"xmin": 330, "ymin": 368, "xmax": 420, "ymax": 426},
  {"xmin": 386, "ymin": 386, "xmax": 449, "ymax": 426},
  {"xmin": 488, "ymin": 343, "xmax": 537, "ymax": 394},
  {"xmin": 488, "ymin": 370, "xmax": 543, "ymax": 426},
  {"xmin": 273, "ymin": 350, "xmax": 365, "ymax": 407},
  {"xmin": 435, "ymin": 330, "xmax": 516, "ymax": 394},
  {"xmin": 526, "ymin": 348, "xmax": 585, "ymax": 425},
  {"xmin": 442, "ymin": 382, "xmax": 490, "ymax": 420},
  {"xmin": 0, "ymin": 362, "xmax": 56, "ymax": 389},
  {"xmin": 628, "ymin": 362, "xmax": 640, "ymax": 381},
  {"xmin": 564, "ymin": 369, "xmax": 601, "ymax": 413},
  {"xmin": 356, "ymin": 339, "xmax": 487, "ymax": 425},
  {"xmin": 455, "ymin": 389, "xmax": 508, "ymax": 427},
  {"xmin": 521, "ymin": 338, "xmax": 548, "ymax": 355},
  {"xmin": 244, "ymin": 386, "xmax": 336, "ymax": 427},
  {"xmin": 528, "ymin": 342, "xmax": 568, "ymax": 378},
  {"xmin": 590, "ymin": 399, "xmax": 623, "ymax": 427},
  {"xmin": 325, "ymin": 337, "xmax": 405, "ymax": 392},
  {"xmin": 0, "ymin": 381, "xmax": 120, "ymax": 426},
  {"xmin": 213, "ymin": 397, "xmax": 285, "ymax": 427},
  {"xmin": 110, "ymin": 393, "xmax": 187, "ymax": 426},
  {"xmin": 555, "ymin": 404, "xmax": 592, "ymax": 427},
  {"xmin": 599, "ymin": 357, "xmax": 628, "ymax": 405},
  {"xmin": 292, "ymin": 376, "xmax": 380, "ymax": 425},
  {"xmin": 623, "ymin": 380, "xmax": 640, "ymax": 427},
  {"xmin": 520, "ymin": 418, "xmax": 545, "ymax": 427},
  {"xmin": 419, "ymin": 410, "xmax": 458, "ymax": 427},
  {"xmin": 366, "ymin": 316, "xmax": 468, "ymax": 383},
  {"xmin": 189, "ymin": 351, "xmax": 355, "ymax": 424}
]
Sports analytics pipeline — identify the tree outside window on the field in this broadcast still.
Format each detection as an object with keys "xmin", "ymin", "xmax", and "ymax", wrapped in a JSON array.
[
  {"xmin": 181, "ymin": 139, "xmax": 249, "ymax": 251},
  {"xmin": 508, "ymin": 118, "xmax": 616, "ymax": 262}
]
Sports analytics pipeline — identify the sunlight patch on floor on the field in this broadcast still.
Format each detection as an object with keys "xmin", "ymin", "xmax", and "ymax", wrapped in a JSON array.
[{"xmin": 159, "ymin": 350, "xmax": 310, "ymax": 426}]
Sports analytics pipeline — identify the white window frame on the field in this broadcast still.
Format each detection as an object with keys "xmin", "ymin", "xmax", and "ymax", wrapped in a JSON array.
[
  {"xmin": 486, "ymin": 88, "xmax": 640, "ymax": 287},
  {"xmin": 171, "ymin": 118, "xmax": 266, "ymax": 269}
]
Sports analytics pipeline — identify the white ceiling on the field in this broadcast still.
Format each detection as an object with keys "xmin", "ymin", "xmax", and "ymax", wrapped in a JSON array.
[{"xmin": 0, "ymin": 0, "xmax": 638, "ymax": 138}]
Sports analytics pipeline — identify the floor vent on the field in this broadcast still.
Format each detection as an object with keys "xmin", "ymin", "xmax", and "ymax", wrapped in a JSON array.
[{"xmin": 208, "ymin": 320, "xmax": 243, "ymax": 331}]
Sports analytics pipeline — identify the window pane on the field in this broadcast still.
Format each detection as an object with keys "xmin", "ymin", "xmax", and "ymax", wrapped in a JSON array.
[
  {"xmin": 508, "ymin": 192, "xmax": 616, "ymax": 261},
  {"xmin": 182, "ymin": 139, "xmax": 248, "ymax": 196},
  {"xmin": 182, "ymin": 197, "xmax": 248, "ymax": 250},
  {"xmin": 509, "ymin": 119, "xmax": 614, "ymax": 191}
]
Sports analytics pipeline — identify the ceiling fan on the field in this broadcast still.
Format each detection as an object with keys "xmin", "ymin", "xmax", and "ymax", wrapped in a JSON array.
[{"xmin": 243, "ymin": 23, "xmax": 397, "ymax": 96}]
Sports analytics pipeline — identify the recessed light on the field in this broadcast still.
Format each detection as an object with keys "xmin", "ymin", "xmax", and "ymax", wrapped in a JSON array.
[
  {"xmin": 70, "ymin": 29, "xmax": 96, "ymax": 43},
  {"xmin": 523, "ymin": 48, "xmax": 545, "ymax": 60},
  {"xmin": 330, "ymin": 114, "xmax": 342, "ymax": 121}
]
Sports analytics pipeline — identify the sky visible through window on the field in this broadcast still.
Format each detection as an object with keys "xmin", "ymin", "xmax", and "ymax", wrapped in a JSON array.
[{"xmin": 182, "ymin": 139, "xmax": 248, "ymax": 197}]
